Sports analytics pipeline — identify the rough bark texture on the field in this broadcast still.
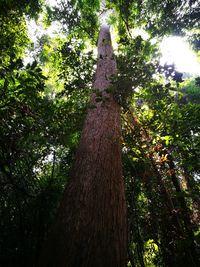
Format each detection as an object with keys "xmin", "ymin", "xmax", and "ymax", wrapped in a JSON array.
[{"xmin": 39, "ymin": 25, "xmax": 127, "ymax": 267}]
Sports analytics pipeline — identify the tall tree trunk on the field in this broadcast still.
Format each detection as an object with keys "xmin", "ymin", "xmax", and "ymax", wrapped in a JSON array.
[{"xmin": 39, "ymin": 25, "xmax": 127, "ymax": 267}]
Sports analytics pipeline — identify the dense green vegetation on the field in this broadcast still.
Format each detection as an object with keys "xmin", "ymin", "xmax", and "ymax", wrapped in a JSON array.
[{"xmin": 0, "ymin": 0, "xmax": 200, "ymax": 266}]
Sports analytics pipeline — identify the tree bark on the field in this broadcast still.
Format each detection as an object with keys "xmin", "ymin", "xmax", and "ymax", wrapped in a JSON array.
[{"xmin": 39, "ymin": 25, "xmax": 127, "ymax": 267}]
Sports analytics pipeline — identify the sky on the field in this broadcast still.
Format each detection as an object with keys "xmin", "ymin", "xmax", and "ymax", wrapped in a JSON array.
[
  {"xmin": 46, "ymin": 0, "xmax": 59, "ymax": 7},
  {"xmin": 160, "ymin": 36, "xmax": 200, "ymax": 75}
]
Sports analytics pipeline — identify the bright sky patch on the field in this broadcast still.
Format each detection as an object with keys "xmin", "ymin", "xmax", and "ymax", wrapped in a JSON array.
[{"xmin": 160, "ymin": 36, "xmax": 200, "ymax": 75}]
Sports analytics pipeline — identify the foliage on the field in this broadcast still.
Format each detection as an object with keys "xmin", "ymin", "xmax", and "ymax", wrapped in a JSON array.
[
  {"xmin": 0, "ymin": 0, "xmax": 43, "ymax": 18},
  {"xmin": 0, "ymin": 56, "xmax": 83, "ymax": 266},
  {"xmin": 0, "ymin": 14, "xmax": 29, "ymax": 68},
  {"xmin": 180, "ymin": 77, "xmax": 200, "ymax": 104},
  {"xmin": 45, "ymin": 0, "xmax": 100, "ymax": 41},
  {"xmin": 106, "ymin": 0, "xmax": 200, "ymax": 36}
]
